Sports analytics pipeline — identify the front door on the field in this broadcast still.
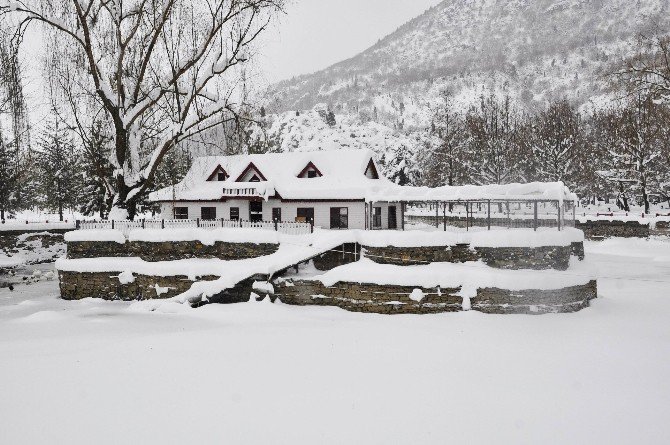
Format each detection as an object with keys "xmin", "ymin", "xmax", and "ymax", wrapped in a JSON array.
[
  {"xmin": 249, "ymin": 201, "xmax": 263, "ymax": 222},
  {"xmin": 388, "ymin": 206, "xmax": 397, "ymax": 229}
]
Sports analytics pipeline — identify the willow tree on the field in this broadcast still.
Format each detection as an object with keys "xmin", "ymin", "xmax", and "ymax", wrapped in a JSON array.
[{"xmin": 1, "ymin": 0, "xmax": 283, "ymax": 219}]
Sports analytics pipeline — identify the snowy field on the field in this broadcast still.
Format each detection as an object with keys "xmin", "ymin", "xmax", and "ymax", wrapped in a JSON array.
[{"xmin": 1, "ymin": 238, "xmax": 670, "ymax": 444}]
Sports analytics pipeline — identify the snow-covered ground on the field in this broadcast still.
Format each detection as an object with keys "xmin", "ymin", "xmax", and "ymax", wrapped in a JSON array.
[{"xmin": 1, "ymin": 238, "xmax": 670, "ymax": 444}]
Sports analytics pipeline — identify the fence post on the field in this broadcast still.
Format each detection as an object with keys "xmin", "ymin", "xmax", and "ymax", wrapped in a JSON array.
[
  {"xmin": 111, "ymin": 220, "xmax": 115, "ymax": 229},
  {"xmin": 310, "ymin": 220, "xmax": 314, "ymax": 233},
  {"xmin": 161, "ymin": 219, "xmax": 165, "ymax": 229},
  {"xmin": 487, "ymin": 200, "xmax": 491, "ymax": 230},
  {"xmin": 533, "ymin": 202, "xmax": 538, "ymax": 232},
  {"xmin": 557, "ymin": 202, "xmax": 562, "ymax": 231},
  {"xmin": 274, "ymin": 220, "xmax": 278, "ymax": 231},
  {"xmin": 141, "ymin": 219, "xmax": 145, "ymax": 229},
  {"xmin": 221, "ymin": 217, "xmax": 224, "ymax": 228},
  {"xmin": 197, "ymin": 218, "xmax": 200, "ymax": 228},
  {"xmin": 75, "ymin": 220, "xmax": 81, "ymax": 230},
  {"xmin": 443, "ymin": 202, "xmax": 446, "ymax": 231}
]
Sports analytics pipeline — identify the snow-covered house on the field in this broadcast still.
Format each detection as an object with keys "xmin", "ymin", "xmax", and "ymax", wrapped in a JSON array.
[{"xmin": 149, "ymin": 149, "xmax": 403, "ymax": 230}]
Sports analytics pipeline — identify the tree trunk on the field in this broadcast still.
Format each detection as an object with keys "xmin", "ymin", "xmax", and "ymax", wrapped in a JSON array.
[{"xmin": 1, "ymin": 207, "xmax": 4, "ymax": 221}]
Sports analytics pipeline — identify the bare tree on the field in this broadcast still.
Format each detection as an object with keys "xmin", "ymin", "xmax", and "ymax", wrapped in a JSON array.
[
  {"xmin": 1, "ymin": 0, "xmax": 283, "ymax": 219},
  {"xmin": 615, "ymin": 33, "xmax": 670, "ymax": 103}
]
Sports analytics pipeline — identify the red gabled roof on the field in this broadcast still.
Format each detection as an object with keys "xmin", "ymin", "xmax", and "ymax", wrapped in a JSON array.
[
  {"xmin": 297, "ymin": 161, "xmax": 323, "ymax": 178},
  {"xmin": 364, "ymin": 158, "xmax": 379, "ymax": 179},
  {"xmin": 206, "ymin": 164, "xmax": 228, "ymax": 181},
  {"xmin": 234, "ymin": 162, "xmax": 268, "ymax": 182}
]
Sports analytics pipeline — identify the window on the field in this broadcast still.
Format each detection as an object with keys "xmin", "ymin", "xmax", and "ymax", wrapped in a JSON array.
[
  {"xmin": 296, "ymin": 208, "xmax": 314, "ymax": 224},
  {"xmin": 249, "ymin": 201, "xmax": 263, "ymax": 222},
  {"xmin": 388, "ymin": 206, "xmax": 397, "ymax": 229},
  {"xmin": 307, "ymin": 170, "xmax": 318, "ymax": 178},
  {"xmin": 217, "ymin": 172, "xmax": 227, "ymax": 181},
  {"xmin": 230, "ymin": 207, "xmax": 239, "ymax": 220},
  {"xmin": 373, "ymin": 207, "xmax": 382, "ymax": 228},
  {"xmin": 330, "ymin": 207, "xmax": 348, "ymax": 229},
  {"xmin": 249, "ymin": 175, "xmax": 261, "ymax": 182},
  {"xmin": 272, "ymin": 208, "xmax": 282, "ymax": 222},
  {"xmin": 174, "ymin": 207, "xmax": 188, "ymax": 220},
  {"xmin": 201, "ymin": 207, "xmax": 216, "ymax": 220}
]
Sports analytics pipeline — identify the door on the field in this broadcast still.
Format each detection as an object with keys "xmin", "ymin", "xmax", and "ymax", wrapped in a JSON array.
[
  {"xmin": 249, "ymin": 201, "xmax": 263, "ymax": 222},
  {"xmin": 272, "ymin": 207, "xmax": 282, "ymax": 222},
  {"xmin": 388, "ymin": 206, "xmax": 397, "ymax": 229}
]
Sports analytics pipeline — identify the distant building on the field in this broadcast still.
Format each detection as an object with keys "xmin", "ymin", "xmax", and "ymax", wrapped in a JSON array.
[{"xmin": 149, "ymin": 150, "xmax": 403, "ymax": 230}]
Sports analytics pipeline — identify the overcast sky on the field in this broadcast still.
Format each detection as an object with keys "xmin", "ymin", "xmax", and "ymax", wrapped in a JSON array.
[
  {"xmin": 21, "ymin": 0, "xmax": 442, "ymax": 128},
  {"xmin": 256, "ymin": 0, "xmax": 442, "ymax": 83}
]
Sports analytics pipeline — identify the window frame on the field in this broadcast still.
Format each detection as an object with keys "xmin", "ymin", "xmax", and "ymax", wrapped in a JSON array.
[
  {"xmin": 230, "ymin": 207, "xmax": 240, "ymax": 221},
  {"xmin": 373, "ymin": 206, "xmax": 382, "ymax": 228},
  {"xmin": 296, "ymin": 207, "xmax": 315, "ymax": 224},
  {"xmin": 330, "ymin": 207, "xmax": 349, "ymax": 229},
  {"xmin": 201, "ymin": 207, "xmax": 217, "ymax": 220},
  {"xmin": 174, "ymin": 207, "xmax": 189, "ymax": 220}
]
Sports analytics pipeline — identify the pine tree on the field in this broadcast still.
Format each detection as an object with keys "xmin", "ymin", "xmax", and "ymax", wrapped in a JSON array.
[
  {"xmin": 0, "ymin": 132, "xmax": 18, "ymax": 221},
  {"xmin": 37, "ymin": 115, "xmax": 81, "ymax": 221},
  {"xmin": 326, "ymin": 110, "xmax": 337, "ymax": 127},
  {"xmin": 80, "ymin": 120, "xmax": 113, "ymax": 219}
]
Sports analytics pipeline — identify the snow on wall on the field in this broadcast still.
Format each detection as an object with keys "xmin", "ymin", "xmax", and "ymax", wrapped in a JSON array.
[{"xmin": 305, "ymin": 258, "xmax": 595, "ymax": 295}]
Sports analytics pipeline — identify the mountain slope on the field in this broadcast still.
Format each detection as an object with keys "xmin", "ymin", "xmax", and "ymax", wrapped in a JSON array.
[{"xmin": 269, "ymin": 0, "xmax": 669, "ymax": 121}]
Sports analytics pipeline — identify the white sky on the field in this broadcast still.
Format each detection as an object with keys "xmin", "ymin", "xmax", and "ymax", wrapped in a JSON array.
[
  {"xmin": 19, "ymin": 0, "xmax": 442, "ymax": 129},
  {"xmin": 255, "ymin": 0, "xmax": 442, "ymax": 83}
]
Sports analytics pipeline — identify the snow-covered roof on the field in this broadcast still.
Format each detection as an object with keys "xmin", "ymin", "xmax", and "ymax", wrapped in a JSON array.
[
  {"xmin": 149, "ymin": 149, "xmax": 577, "ymax": 203},
  {"xmin": 371, "ymin": 182, "xmax": 579, "ymax": 204},
  {"xmin": 150, "ymin": 149, "xmax": 391, "ymax": 202}
]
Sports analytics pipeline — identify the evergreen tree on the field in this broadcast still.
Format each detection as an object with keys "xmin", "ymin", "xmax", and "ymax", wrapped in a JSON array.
[
  {"xmin": 326, "ymin": 110, "xmax": 337, "ymax": 127},
  {"xmin": 0, "ymin": 132, "xmax": 18, "ymax": 220},
  {"xmin": 37, "ymin": 115, "xmax": 81, "ymax": 221},
  {"xmin": 80, "ymin": 120, "xmax": 113, "ymax": 219}
]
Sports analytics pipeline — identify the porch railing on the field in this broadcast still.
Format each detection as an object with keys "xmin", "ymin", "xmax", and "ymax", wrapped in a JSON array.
[{"xmin": 77, "ymin": 218, "xmax": 313, "ymax": 236}]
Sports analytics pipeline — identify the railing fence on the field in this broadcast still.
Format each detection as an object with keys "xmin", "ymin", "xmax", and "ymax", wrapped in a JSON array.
[{"xmin": 77, "ymin": 218, "xmax": 313, "ymax": 236}]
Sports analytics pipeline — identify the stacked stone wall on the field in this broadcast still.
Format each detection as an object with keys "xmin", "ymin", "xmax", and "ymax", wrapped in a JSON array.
[
  {"xmin": 275, "ymin": 279, "xmax": 597, "ymax": 315},
  {"xmin": 276, "ymin": 280, "xmax": 462, "ymax": 314},
  {"xmin": 67, "ymin": 240, "xmax": 278, "ymax": 261},
  {"xmin": 575, "ymin": 220, "xmax": 649, "ymax": 239},
  {"xmin": 363, "ymin": 244, "xmax": 576, "ymax": 270},
  {"xmin": 58, "ymin": 270, "xmax": 253, "ymax": 303}
]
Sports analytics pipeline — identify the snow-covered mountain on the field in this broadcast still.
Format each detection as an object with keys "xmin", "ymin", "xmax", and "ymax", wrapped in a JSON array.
[
  {"xmin": 251, "ymin": 0, "xmax": 669, "ymax": 184},
  {"xmin": 268, "ymin": 0, "xmax": 669, "ymax": 124}
]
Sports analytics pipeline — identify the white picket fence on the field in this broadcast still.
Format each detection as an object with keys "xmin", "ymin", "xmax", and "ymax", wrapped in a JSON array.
[{"xmin": 77, "ymin": 219, "xmax": 313, "ymax": 236}]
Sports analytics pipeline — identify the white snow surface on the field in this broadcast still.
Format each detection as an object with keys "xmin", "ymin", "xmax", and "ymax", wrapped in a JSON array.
[
  {"xmin": 1, "ymin": 238, "xmax": 670, "ymax": 444},
  {"xmin": 304, "ymin": 258, "xmax": 593, "ymax": 294}
]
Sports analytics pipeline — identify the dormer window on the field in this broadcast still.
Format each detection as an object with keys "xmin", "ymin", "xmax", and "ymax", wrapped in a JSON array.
[
  {"xmin": 298, "ymin": 161, "xmax": 323, "ymax": 179},
  {"xmin": 235, "ymin": 162, "xmax": 267, "ymax": 182},
  {"xmin": 364, "ymin": 158, "xmax": 379, "ymax": 179},
  {"xmin": 207, "ymin": 165, "xmax": 228, "ymax": 182}
]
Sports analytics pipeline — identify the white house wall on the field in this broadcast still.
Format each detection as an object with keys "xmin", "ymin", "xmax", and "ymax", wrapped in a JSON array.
[{"xmin": 159, "ymin": 200, "xmax": 368, "ymax": 230}]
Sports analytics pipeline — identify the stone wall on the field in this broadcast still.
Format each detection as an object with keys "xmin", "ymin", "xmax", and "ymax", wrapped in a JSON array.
[
  {"xmin": 363, "ymin": 243, "xmax": 577, "ymax": 270},
  {"xmin": 576, "ymin": 220, "xmax": 649, "ymax": 239},
  {"xmin": 59, "ymin": 270, "xmax": 253, "ymax": 304},
  {"xmin": 275, "ymin": 279, "xmax": 597, "ymax": 315},
  {"xmin": 472, "ymin": 281, "xmax": 598, "ymax": 314},
  {"xmin": 275, "ymin": 280, "xmax": 462, "ymax": 314},
  {"xmin": 67, "ymin": 240, "xmax": 278, "ymax": 261}
]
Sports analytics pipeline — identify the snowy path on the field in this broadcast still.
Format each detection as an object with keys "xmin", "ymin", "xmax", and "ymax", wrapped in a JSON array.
[{"xmin": 1, "ymin": 239, "xmax": 670, "ymax": 444}]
